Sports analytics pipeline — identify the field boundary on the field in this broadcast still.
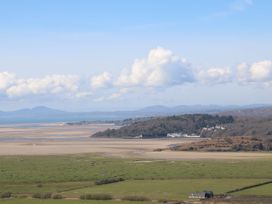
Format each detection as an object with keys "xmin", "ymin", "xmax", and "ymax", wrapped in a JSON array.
[{"xmin": 226, "ymin": 180, "xmax": 272, "ymax": 194}]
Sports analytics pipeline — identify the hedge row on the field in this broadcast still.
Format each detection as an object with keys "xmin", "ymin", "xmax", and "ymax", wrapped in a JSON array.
[{"xmin": 95, "ymin": 177, "xmax": 124, "ymax": 185}]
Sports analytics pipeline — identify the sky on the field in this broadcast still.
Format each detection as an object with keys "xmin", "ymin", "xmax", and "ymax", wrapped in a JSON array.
[{"xmin": 0, "ymin": 0, "xmax": 272, "ymax": 111}]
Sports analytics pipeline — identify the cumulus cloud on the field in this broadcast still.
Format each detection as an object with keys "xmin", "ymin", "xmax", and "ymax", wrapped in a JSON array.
[
  {"xmin": 0, "ymin": 72, "xmax": 16, "ymax": 90},
  {"xmin": 197, "ymin": 68, "xmax": 232, "ymax": 84},
  {"xmin": 2, "ymin": 47, "xmax": 272, "ymax": 102},
  {"xmin": 237, "ymin": 60, "xmax": 272, "ymax": 86},
  {"xmin": 116, "ymin": 47, "xmax": 195, "ymax": 88},
  {"xmin": 6, "ymin": 75, "xmax": 79, "ymax": 97},
  {"xmin": 90, "ymin": 72, "xmax": 112, "ymax": 89}
]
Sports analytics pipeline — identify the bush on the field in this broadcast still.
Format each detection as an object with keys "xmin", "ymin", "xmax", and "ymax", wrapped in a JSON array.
[
  {"xmin": 32, "ymin": 193, "xmax": 52, "ymax": 199},
  {"xmin": 153, "ymin": 148, "xmax": 163, "ymax": 152},
  {"xmin": 122, "ymin": 195, "xmax": 150, "ymax": 201},
  {"xmin": 80, "ymin": 194, "xmax": 112, "ymax": 200},
  {"xmin": 1, "ymin": 192, "xmax": 12, "ymax": 198},
  {"xmin": 36, "ymin": 183, "xmax": 43, "ymax": 188},
  {"xmin": 95, "ymin": 177, "xmax": 124, "ymax": 185},
  {"xmin": 158, "ymin": 199, "xmax": 168, "ymax": 203},
  {"xmin": 52, "ymin": 194, "xmax": 63, "ymax": 199}
]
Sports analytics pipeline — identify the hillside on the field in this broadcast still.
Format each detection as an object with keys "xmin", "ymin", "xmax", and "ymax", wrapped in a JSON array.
[
  {"xmin": 92, "ymin": 107, "xmax": 272, "ymax": 139},
  {"xmin": 210, "ymin": 107, "xmax": 272, "ymax": 138},
  {"xmin": 211, "ymin": 117, "xmax": 272, "ymax": 138},
  {"xmin": 92, "ymin": 114, "xmax": 234, "ymax": 138}
]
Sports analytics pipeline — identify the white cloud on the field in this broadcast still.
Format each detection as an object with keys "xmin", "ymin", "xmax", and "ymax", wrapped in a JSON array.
[
  {"xmin": 6, "ymin": 75, "xmax": 79, "ymax": 97},
  {"xmin": 237, "ymin": 60, "xmax": 272, "ymax": 86},
  {"xmin": 250, "ymin": 61, "xmax": 272, "ymax": 81},
  {"xmin": 116, "ymin": 47, "xmax": 195, "ymax": 88},
  {"xmin": 2, "ymin": 47, "xmax": 272, "ymax": 103},
  {"xmin": 0, "ymin": 72, "xmax": 16, "ymax": 90},
  {"xmin": 90, "ymin": 72, "xmax": 112, "ymax": 89},
  {"xmin": 197, "ymin": 68, "xmax": 232, "ymax": 84}
]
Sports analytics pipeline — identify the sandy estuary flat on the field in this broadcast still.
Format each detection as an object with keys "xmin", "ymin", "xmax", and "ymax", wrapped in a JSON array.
[
  {"xmin": 0, "ymin": 123, "xmax": 271, "ymax": 160},
  {"xmin": 0, "ymin": 139, "xmax": 272, "ymax": 160}
]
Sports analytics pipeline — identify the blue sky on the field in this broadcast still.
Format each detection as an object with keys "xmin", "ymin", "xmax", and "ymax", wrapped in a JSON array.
[{"xmin": 0, "ymin": 0, "xmax": 272, "ymax": 111}]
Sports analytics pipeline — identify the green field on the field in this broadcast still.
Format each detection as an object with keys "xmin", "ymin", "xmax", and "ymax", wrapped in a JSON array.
[
  {"xmin": 0, "ymin": 199, "xmax": 154, "ymax": 204},
  {"xmin": 65, "ymin": 179, "xmax": 270, "ymax": 200},
  {"xmin": 1, "ymin": 154, "xmax": 272, "ymax": 183},
  {"xmin": 234, "ymin": 183, "xmax": 272, "ymax": 196},
  {"xmin": 0, "ymin": 154, "xmax": 272, "ymax": 203}
]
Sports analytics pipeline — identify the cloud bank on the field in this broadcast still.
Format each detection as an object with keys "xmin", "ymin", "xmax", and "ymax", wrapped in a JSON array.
[
  {"xmin": 0, "ymin": 72, "xmax": 16, "ymax": 90},
  {"xmin": 237, "ymin": 60, "xmax": 272, "ymax": 87},
  {"xmin": 1, "ymin": 74, "xmax": 79, "ymax": 97},
  {"xmin": 0, "ymin": 47, "xmax": 271, "ymax": 101}
]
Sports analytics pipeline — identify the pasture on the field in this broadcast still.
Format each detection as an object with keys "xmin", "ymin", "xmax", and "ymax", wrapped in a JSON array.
[
  {"xmin": 0, "ymin": 154, "xmax": 272, "ymax": 203},
  {"xmin": 0, "ymin": 200, "xmax": 154, "ymax": 204},
  {"xmin": 0, "ymin": 154, "xmax": 272, "ymax": 184}
]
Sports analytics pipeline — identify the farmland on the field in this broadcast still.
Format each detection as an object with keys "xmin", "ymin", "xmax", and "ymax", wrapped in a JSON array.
[
  {"xmin": 0, "ymin": 153, "xmax": 272, "ymax": 203},
  {"xmin": 0, "ymin": 123, "xmax": 272, "ymax": 204},
  {"xmin": 65, "ymin": 179, "xmax": 271, "ymax": 200},
  {"xmin": 0, "ymin": 200, "xmax": 154, "ymax": 204}
]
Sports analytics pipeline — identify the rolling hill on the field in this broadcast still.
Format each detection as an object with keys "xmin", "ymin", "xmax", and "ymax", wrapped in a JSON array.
[
  {"xmin": 92, "ymin": 106, "xmax": 272, "ymax": 139},
  {"xmin": 92, "ymin": 114, "xmax": 234, "ymax": 138}
]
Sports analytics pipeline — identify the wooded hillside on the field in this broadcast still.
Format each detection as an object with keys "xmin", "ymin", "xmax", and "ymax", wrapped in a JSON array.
[{"xmin": 92, "ymin": 114, "xmax": 234, "ymax": 138}]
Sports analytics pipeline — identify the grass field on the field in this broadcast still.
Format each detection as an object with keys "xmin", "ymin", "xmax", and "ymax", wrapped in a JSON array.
[
  {"xmin": 0, "ymin": 154, "xmax": 272, "ymax": 203},
  {"xmin": 65, "ymin": 179, "xmax": 270, "ymax": 200},
  {"xmin": 1, "ymin": 154, "xmax": 272, "ymax": 184},
  {"xmin": 0, "ymin": 199, "xmax": 154, "ymax": 204},
  {"xmin": 234, "ymin": 183, "xmax": 272, "ymax": 196}
]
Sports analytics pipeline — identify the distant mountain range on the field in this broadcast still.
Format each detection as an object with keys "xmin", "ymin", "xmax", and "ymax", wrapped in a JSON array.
[{"xmin": 0, "ymin": 104, "xmax": 271, "ymax": 124}]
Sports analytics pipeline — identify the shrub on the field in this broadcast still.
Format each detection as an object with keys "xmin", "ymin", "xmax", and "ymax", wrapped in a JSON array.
[
  {"xmin": 95, "ymin": 177, "xmax": 124, "ymax": 185},
  {"xmin": 1, "ymin": 192, "xmax": 12, "ymax": 198},
  {"xmin": 80, "ymin": 193, "xmax": 112, "ymax": 200},
  {"xmin": 122, "ymin": 195, "xmax": 150, "ymax": 201},
  {"xmin": 52, "ymin": 194, "xmax": 63, "ymax": 199},
  {"xmin": 36, "ymin": 183, "xmax": 43, "ymax": 188},
  {"xmin": 158, "ymin": 199, "xmax": 168, "ymax": 203},
  {"xmin": 153, "ymin": 148, "xmax": 163, "ymax": 152},
  {"xmin": 32, "ymin": 193, "xmax": 52, "ymax": 199}
]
